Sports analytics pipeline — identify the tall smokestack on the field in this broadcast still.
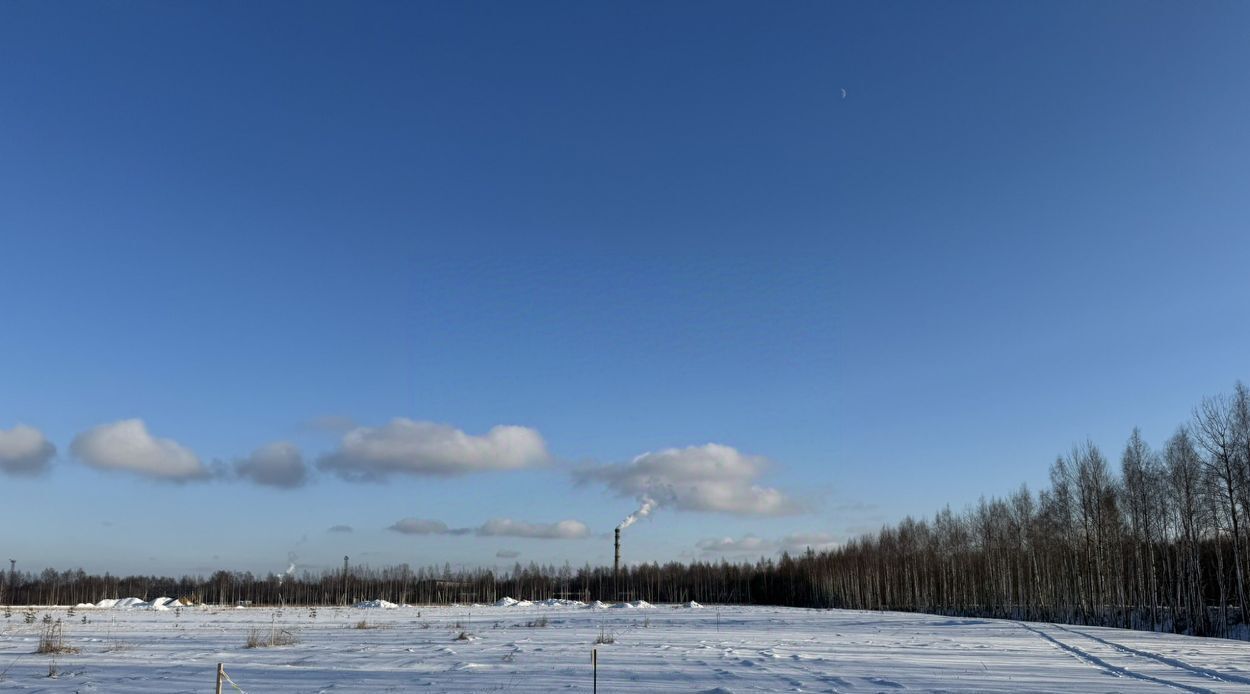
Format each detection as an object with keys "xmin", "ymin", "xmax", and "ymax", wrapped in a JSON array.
[{"xmin": 614, "ymin": 528, "xmax": 621, "ymax": 575}]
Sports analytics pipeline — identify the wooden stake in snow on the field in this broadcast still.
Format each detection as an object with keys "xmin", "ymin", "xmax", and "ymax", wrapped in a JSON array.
[
  {"xmin": 592, "ymin": 648, "xmax": 597, "ymax": 694},
  {"xmin": 215, "ymin": 663, "xmax": 224, "ymax": 694}
]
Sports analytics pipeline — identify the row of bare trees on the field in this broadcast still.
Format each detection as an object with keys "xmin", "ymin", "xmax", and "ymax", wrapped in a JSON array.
[
  {"xmin": 819, "ymin": 381, "xmax": 1250, "ymax": 638},
  {"xmin": 0, "ymin": 559, "xmax": 809, "ymax": 610}
]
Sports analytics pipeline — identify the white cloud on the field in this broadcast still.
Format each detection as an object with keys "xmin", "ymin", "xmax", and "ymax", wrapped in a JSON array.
[
  {"xmin": 574, "ymin": 443, "xmax": 798, "ymax": 516},
  {"xmin": 327, "ymin": 524, "xmax": 354, "ymax": 533},
  {"xmin": 476, "ymin": 518, "xmax": 590, "ymax": 539},
  {"xmin": 496, "ymin": 549, "xmax": 521, "ymax": 559},
  {"xmin": 235, "ymin": 441, "xmax": 308, "ymax": 488},
  {"xmin": 0, "ymin": 424, "xmax": 56, "ymax": 476},
  {"xmin": 319, "ymin": 419, "xmax": 550, "ymax": 481},
  {"xmin": 696, "ymin": 535, "xmax": 776, "ymax": 554},
  {"xmin": 387, "ymin": 517, "xmax": 590, "ymax": 540},
  {"xmin": 70, "ymin": 419, "xmax": 207, "ymax": 481},
  {"xmin": 388, "ymin": 518, "xmax": 451, "ymax": 535},
  {"xmin": 697, "ymin": 532, "xmax": 838, "ymax": 556},
  {"xmin": 780, "ymin": 532, "xmax": 839, "ymax": 552}
]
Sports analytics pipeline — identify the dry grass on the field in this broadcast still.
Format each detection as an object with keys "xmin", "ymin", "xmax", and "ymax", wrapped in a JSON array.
[
  {"xmin": 593, "ymin": 625, "xmax": 615, "ymax": 645},
  {"xmin": 245, "ymin": 627, "xmax": 299, "ymax": 648},
  {"xmin": 353, "ymin": 619, "xmax": 382, "ymax": 630},
  {"xmin": 37, "ymin": 621, "xmax": 80, "ymax": 655}
]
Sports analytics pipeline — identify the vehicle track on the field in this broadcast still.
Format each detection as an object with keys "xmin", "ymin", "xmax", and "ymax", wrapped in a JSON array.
[
  {"xmin": 1015, "ymin": 622, "xmax": 1215, "ymax": 693},
  {"xmin": 1050, "ymin": 624, "xmax": 1250, "ymax": 687}
]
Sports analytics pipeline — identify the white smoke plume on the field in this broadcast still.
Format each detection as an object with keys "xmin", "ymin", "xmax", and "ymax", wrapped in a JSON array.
[{"xmin": 617, "ymin": 496, "xmax": 655, "ymax": 530}]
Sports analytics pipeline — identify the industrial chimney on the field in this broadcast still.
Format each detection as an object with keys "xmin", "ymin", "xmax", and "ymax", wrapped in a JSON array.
[{"xmin": 614, "ymin": 528, "xmax": 621, "ymax": 575}]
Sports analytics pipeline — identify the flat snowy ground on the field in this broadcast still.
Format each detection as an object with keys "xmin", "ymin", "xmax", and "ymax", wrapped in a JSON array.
[{"xmin": 3, "ymin": 603, "xmax": 1250, "ymax": 692}]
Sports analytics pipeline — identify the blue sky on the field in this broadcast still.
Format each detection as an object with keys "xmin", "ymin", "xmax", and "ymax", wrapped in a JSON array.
[{"xmin": 2, "ymin": 1, "xmax": 1248, "ymax": 577}]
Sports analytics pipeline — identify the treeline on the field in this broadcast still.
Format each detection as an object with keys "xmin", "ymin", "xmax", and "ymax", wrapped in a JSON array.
[
  {"xmin": 0, "ymin": 559, "xmax": 813, "ymax": 611},
  {"xmin": 4, "ymin": 382, "xmax": 1248, "ymax": 640},
  {"xmin": 817, "ymin": 381, "xmax": 1250, "ymax": 638}
]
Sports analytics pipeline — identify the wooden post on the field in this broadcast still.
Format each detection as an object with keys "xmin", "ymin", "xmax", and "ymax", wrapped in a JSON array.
[
  {"xmin": 592, "ymin": 648, "xmax": 597, "ymax": 694},
  {"xmin": 215, "ymin": 663, "xmax": 224, "ymax": 694}
]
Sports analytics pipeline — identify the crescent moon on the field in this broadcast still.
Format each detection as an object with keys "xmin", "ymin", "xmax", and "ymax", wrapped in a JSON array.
[{"xmin": 841, "ymin": 88, "xmax": 847, "ymax": 99}]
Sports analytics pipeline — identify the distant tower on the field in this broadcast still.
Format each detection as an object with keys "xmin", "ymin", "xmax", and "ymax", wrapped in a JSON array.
[
  {"xmin": 341, "ymin": 555, "xmax": 350, "ymax": 606},
  {"xmin": 614, "ymin": 529, "xmax": 621, "ymax": 576}
]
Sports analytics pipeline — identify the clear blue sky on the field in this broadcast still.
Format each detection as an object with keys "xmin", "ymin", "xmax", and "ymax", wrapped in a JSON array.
[{"xmin": 2, "ymin": 1, "xmax": 1248, "ymax": 577}]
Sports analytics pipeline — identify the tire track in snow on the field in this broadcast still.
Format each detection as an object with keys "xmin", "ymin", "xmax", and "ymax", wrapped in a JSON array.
[
  {"xmin": 1050, "ymin": 624, "xmax": 1250, "ymax": 687},
  {"xmin": 1015, "ymin": 622, "xmax": 1215, "ymax": 694}
]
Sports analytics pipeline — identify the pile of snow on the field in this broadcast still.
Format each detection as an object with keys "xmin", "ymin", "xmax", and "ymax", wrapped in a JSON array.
[
  {"xmin": 73, "ymin": 602, "xmax": 96, "ymax": 609},
  {"xmin": 354, "ymin": 599, "xmax": 399, "ymax": 609},
  {"xmin": 610, "ymin": 600, "xmax": 655, "ymax": 609},
  {"xmin": 537, "ymin": 598, "xmax": 584, "ymax": 607},
  {"xmin": 91, "ymin": 597, "xmax": 185, "ymax": 610},
  {"xmin": 494, "ymin": 597, "xmax": 518, "ymax": 607},
  {"xmin": 586, "ymin": 600, "xmax": 608, "ymax": 609},
  {"xmin": 512, "ymin": 599, "xmax": 534, "ymax": 607},
  {"xmin": 147, "ymin": 597, "xmax": 175, "ymax": 610},
  {"xmin": 682, "ymin": 601, "xmax": 704, "ymax": 608}
]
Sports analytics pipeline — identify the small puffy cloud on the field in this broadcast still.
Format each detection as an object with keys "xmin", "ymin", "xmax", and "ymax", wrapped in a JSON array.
[
  {"xmin": 327, "ymin": 524, "xmax": 354, "ymax": 533},
  {"xmin": 387, "ymin": 517, "xmax": 589, "ymax": 540},
  {"xmin": 70, "ymin": 419, "xmax": 208, "ymax": 481},
  {"xmin": 476, "ymin": 518, "xmax": 590, "ymax": 539},
  {"xmin": 235, "ymin": 442, "xmax": 308, "ymax": 488},
  {"xmin": 697, "ymin": 532, "xmax": 838, "ymax": 556},
  {"xmin": 574, "ymin": 443, "xmax": 798, "ymax": 516},
  {"xmin": 0, "ymin": 424, "xmax": 56, "ymax": 476},
  {"xmin": 697, "ymin": 535, "xmax": 775, "ymax": 554},
  {"xmin": 388, "ymin": 518, "xmax": 451, "ymax": 535},
  {"xmin": 781, "ymin": 532, "xmax": 839, "ymax": 552},
  {"xmin": 496, "ymin": 549, "xmax": 521, "ymax": 559},
  {"xmin": 319, "ymin": 419, "xmax": 550, "ymax": 481}
]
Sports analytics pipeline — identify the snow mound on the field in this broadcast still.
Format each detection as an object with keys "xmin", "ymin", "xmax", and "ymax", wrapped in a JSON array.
[
  {"xmin": 114, "ymin": 597, "xmax": 147, "ymax": 609},
  {"xmin": 95, "ymin": 599, "xmax": 119, "ymax": 608},
  {"xmin": 494, "ymin": 597, "xmax": 518, "ymax": 607},
  {"xmin": 538, "ymin": 598, "xmax": 584, "ymax": 607},
  {"xmin": 683, "ymin": 601, "xmax": 704, "ymax": 608},
  {"xmin": 73, "ymin": 603, "xmax": 96, "ymax": 609},
  {"xmin": 586, "ymin": 600, "xmax": 608, "ymax": 609},
  {"xmin": 512, "ymin": 600, "xmax": 534, "ymax": 607},
  {"xmin": 610, "ymin": 600, "xmax": 655, "ymax": 609},
  {"xmin": 354, "ymin": 599, "xmax": 399, "ymax": 609}
]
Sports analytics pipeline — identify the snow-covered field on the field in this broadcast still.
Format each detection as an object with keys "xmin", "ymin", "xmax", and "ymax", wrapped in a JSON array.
[{"xmin": 3, "ymin": 600, "xmax": 1250, "ymax": 692}]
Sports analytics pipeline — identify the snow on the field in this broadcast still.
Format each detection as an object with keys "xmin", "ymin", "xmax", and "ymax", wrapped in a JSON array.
[
  {"xmin": 3, "ymin": 604, "xmax": 1250, "ymax": 692},
  {"xmin": 353, "ymin": 599, "xmax": 399, "ymax": 609},
  {"xmin": 610, "ymin": 599, "xmax": 655, "ymax": 609}
]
